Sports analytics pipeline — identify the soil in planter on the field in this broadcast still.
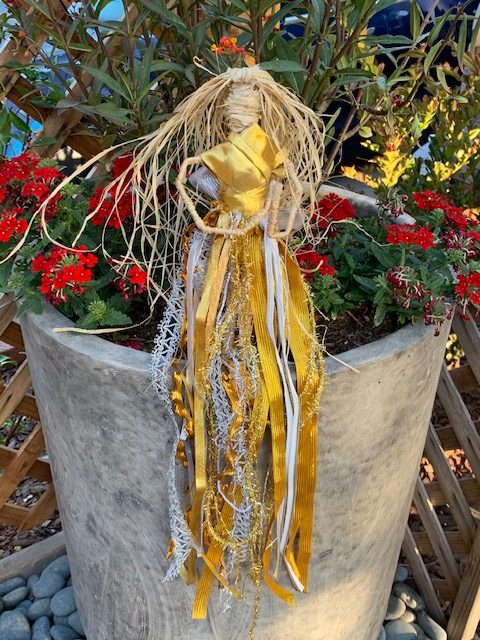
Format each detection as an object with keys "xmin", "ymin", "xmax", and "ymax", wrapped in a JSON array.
[{"xmin": 116, "ymin": 302, "xmax": 401, "ymax": 357}]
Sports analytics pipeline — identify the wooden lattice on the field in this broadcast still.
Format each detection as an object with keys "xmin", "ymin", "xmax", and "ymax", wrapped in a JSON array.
[
  {"xmin": 0, "ymin": 295, "xmax": 56, "ymax": 531},
  {"xmin": 403, "ymin": 310, "xmax": 480, "ymax": 640},
  {"xmin": 1, "ymin": 2, "xmax": 480, "ymax": 638}
]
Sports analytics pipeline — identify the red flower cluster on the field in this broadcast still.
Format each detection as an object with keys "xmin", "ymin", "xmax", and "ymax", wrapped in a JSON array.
[
  {"xmin": 113, "ymin": 265, "xmax": 148, "ymax": 300},
  {"xmin": 444, "ymin": 205, "xmax": 476, "ymax": 230},
  {"xmin": 441, "ymin": 229, "xmax": 480, "ymax": 261},
  {"xmin": 0, "ymin": 209, "xmax": 28, "ymax": 243},
  {"xmin": 89, "ymin": 184, "xmax": 133, "ymax": 229},
  {"xmin": 313, "ymin": 193, "xmax": 355, "ymax": 229},
  {"xmin": 386, "ymin": 224, "xmax": 435, "ymax": 249},
  {"xmin": 0, "ymin": 152, "xmax": 61, "ymax": 221},
  {"xmin": 32, "ymin": 246, "xmax": 98, "ymax": 307},
  {"xmin": 296, "ymin": 246, "xmax": 335, "ymax": 279},
  {"xmin": 455, "ymin": 272, "xmax": 480, "ymax": 306},
  {"xmin": 412, "ymin": 190, "xmax": 450, "ymax": 210}
]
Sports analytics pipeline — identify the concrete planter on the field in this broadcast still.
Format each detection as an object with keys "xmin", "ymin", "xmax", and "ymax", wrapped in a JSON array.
[{"xmin": 21, "ymin": 305, "xmax": 450, "ymax": 640}]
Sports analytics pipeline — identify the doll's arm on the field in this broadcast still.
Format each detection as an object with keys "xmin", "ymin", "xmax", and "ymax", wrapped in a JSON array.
[
  {"xmin": 177, "ymin": 157, "xmax": 272, "ymax": 236},
  {"xmin": 267, "ymin": 159, "xmax": 303, "ymax": 239}
]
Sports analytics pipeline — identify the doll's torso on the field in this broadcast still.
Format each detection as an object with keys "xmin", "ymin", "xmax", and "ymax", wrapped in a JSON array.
[{"xmin": 200, "ymin": 123, "xmax": 284, "ymax": 216}]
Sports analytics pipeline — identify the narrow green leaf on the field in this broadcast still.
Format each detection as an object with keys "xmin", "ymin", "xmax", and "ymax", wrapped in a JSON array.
[
  {"xmin": 423, "ymin": 40, "xmax": 443, "ymax": 75},
  {"xmin": 84, "ymin": 66, "xmax": 131, "ymax": 101},
  {"xmin": 436, "ymin": 66, "xmax": 450, "ymax": 92},
  {"xmin": 260, "ymin": 1, "xmax": 302, "ymax": 49},
  {"xmin": 410, "ymin": 0, "xmax": 422, "ymax": 40},
  {"xmin": 140, "ymin": 0, "xmax": 187, "ymax": 36},
  {"xmin": 457, "ymin": 14, "xmax": 468, "ymax": 70},
  {"xmin": 258, "ymin": 59, "xmax": 305, "ymax": 72},
  {"xmin": 311, "ymin": 0, "xmax": 325, "ymax": 33}
]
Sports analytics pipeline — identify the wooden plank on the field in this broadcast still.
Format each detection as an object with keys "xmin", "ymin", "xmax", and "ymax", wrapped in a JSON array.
[
  {"xmin": 1, "ymin": 322, "xmax": 24, "ymax": 351},
  {"xmin": 19, "ymin": 485, "xmax": 56, "ymax": 531},
  {"xmin": 426, "ymin": 476, "xmax": 480, "ymax": 507},
  {"xmin": 432, "ymin": 578, "xmax": 456, "ymax": 601},
  {"xmin": 450, "ymin": 363, "xmax": 480, "ymax": 394},
  {"xmin": 0, "ymin": 361, "xmax": 32, "ymax": 426},
  {"xmin": 0, "ymin": 298, "xmax": 17, "ymax": 337},
  {"xmin": 424, "ymin": 424, "xmax": 476, "ymax": 546},
  {"xmin": 402, "ymin": 526, "xmax": 446, "ymax": 625},
  {"xmin": 453, "ymin": 312, "xmax": 480, "ymax": 386},
  {"xmin": 437, "ymin": 363, "xmax": 480, "ymax": 483},
  {"xmin": 0, "ymin": 503, "xmax": 29, "ymax": 527},
  {"xmin": 413, "ymin": 477, "xmax": 462, "ymax": 593},
  {"xmin": 0, "ymin": 531, "xmax": 65, "ymax": 580},
  {"xmin": 413, "ymin": 530, "xmax": 469, "ymax": 555},
  {"xmin": 0, "ymin": 426, "xmax": 45, "ymax": 506},
  {"xmin": 0, "ymin": 385, "xmax": 40, "ymax": 421},
  {"xmin": 447, "ymin": 527, "xmax": 480, "ymax": 640}
]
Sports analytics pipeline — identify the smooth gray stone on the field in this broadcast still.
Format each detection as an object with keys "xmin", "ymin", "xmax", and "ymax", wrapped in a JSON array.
[
  {"xmin": 15, "ymin": 600, "xmax": 32, "ymax": 616},
  {"xmin": 42, "ymin": 556, "xmax": 70, "ymax": 580},
  {"xmin": 416, "ymin": 611, "xmax": 447, "ymax": 640},
  {"xmin": 28, "ymin": 598, "xmax": 52, "ymax": 621},
  {"xmin": 51, "ymin": 624, "xmax": 80, "ymax": 640},
  {"xmin": 0, "ymin": 610, "xmax": 31, "ymax": 640},
  {"xmin": 67, "ymin": 611, "xmax": 85, "ymax": 637},
  {"xmin": 412, "ymin": 624, "xmax": 427, "ymax": 640},
  {"xmin": 394, "ymin": 566, "xmax": 409, "ymax": 583},
  {"xmin": 0, "ymin": 599, "xmax": 3, "ymax": 614},
  {"xmin": 50, "ymin": 588, "xmax": 76, "ymax": 617},
  {"xmin": 378, "ymin": 627, "xmax": 386, "ymax": 640},
  {"xmin": 393, "ymin": 583, "xmax": 425, "ymax": 611},
  {"xmin": 0, "ymin": 577, "xmax": 26, "ymax": 597},
  {"xmin": 32, "ymin": 616, "xmax": 52, "ymax": 640},
  {"xmin": 400, "ymin": 610, "xmax": 416, "ymax": 623},
  {"xmin": 66, "ymin": 578, "xmax": 72, "ymax": 587},
  {"xmin": 3, "ymin": 587, "xmax": 30, "ymax": 609},
  {"xmin": 385, "ymin": 595, "xmax": 406, "ymax": 620},
  {"xmin": 385, "ymin": 620, "xmax": 418, "ymax": 639},
  {"xmin": 54, "ymin": 616, "xmax": 69, "ymax": 626},
  {"xmin": 27, "ymin": 575, "xmax": 40, "ymax": 595},
  {"xmin": 33, "ymin": 573, "xmax": 66, "ymax": 599}
]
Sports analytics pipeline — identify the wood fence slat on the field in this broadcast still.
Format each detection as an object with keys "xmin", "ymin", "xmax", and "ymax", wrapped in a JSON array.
[
  {"xmin": 424, "ymin": 424, "xmax": 476, "ymax": 546},
  {"xmin": 402, "ymin": 526, "xmax": 446, "ymax": 625},
  {"xmin": 0, "ymin": 446, "xmax": 52, "ymax": 483},
  {"xmin": 426, "ymin": 475, "xmax": 480, "ymax": 507},
  {"xmin": 413, "ymin": 477, "xmax": 462, "ymax": 593},
  {"xmin": 19, "ymin": 485, "xmax": 56, "ymax": 531},
  {"xmin": 0, "ymin": 298, "xmax": 17, "ymax": 337},
  {"xmin": 413, "ymin": 530, "xmax": 469, "ymax": 555},
  {"xmin": 452, "ymin": 311, "xmax": 480, "ymax": 386},
  {"xmin": 1, "ymin": 322, "xmax": 25, "ymax": 352},
  {"xmin": 0, "ymin": 503, "xmax": 30, "ymax": 527},
  {"xmin": 450, "ymin": 363, "xmax": 480, "ymax": 394},
  {"xmin": 447, "ymin": 527, "xmax": 480, "ymax": 640},
  {"xmin": 0, "ymin": 385, "xmax": 39, "ymax": 421},
  {"xmin": 0, "ymin": 361, "xmax": 32, "ymax": 427},
  {"xmin": 437, "ymin": 363, "xmax": 480, "ymax": 483},
  {"xmin": 0, "ymin": 425, "xmax": 45, "ymax": 507}
]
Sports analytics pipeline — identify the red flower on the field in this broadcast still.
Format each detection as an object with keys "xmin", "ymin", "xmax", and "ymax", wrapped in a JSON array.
[
  {"xmin": 313, "ymin": 193, "xmax": 355, "ymax": 228},
  {"xmin": 0, "ymin": 187, "xmax": 6, "ymax": 203},
  {"xmin": 32, "ymin": 247, "xmax": 96, "ymax": 305},
  {"xmin": 443, "ymin": 205, "xmax": 475, "ymax": 230},
  {"xmin": 33, "ymin": 166, "xmax": 61, "ymax": 182},
  {"xmin": 127, "ymin": 265, "xmax": 148, "ymax": 286},
  {"xmin": 412, "ymin": 190, "xmax": 450, "ymax": 210},
  {"xmin": 386, "ymin": 224, "xmax": 435, "ymax": 249},
  {"xmin": 112, "ymin": 155, "xmax": 133, "ymax": 180},
  {"xmin": 0, "ymin": 212, "xmax": 28, "ymax": 243},
  {"xmin": 89, "ymin": 185, "xmax": 133, "ymax": 228},
  {"xmin": 296, "ymin": 247, "xmax": 335, "ymax": 279},
  {"xmin": 21, "ymin": 181, "xmax": 50, "ymax": 200}
]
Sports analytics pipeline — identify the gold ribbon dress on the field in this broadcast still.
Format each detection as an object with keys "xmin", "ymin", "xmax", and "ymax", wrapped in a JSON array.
[{"xmin": 152, "ymin": 123, "xmax": 325, "ymax": 619}]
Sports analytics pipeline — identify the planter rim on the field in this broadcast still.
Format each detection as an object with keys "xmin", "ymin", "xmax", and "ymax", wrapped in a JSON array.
[{"xmin": 22, "ymin": 303, "xmax": 438, "ymax": 376}]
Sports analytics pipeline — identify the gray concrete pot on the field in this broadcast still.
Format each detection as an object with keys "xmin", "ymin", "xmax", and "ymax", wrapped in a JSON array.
[{"xmin": 21, "ymin": 305, "xmax": 450, "ymax": 640}]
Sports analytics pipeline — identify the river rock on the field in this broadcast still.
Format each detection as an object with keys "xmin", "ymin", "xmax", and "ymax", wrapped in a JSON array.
[
  {"xmin": 384, "ymin": 619, "xmax": 418, "ymax": 639},
  {"xmin": 412, "ymin": 624, "xmax": 427, "ymax": 640},
  {"xmin": 33, "ymin": 571, "xmax": 66, "ymax": 599},
  {"xmin": 385, "ymin": 595, "xmax": 406, "ymax": 620},
  {"xmin": 416, "ymin": 611, "xmax": 447, "ymax": 640},
  {"xmin": 400, "ymin": 610, "xmax": 415, "ymax": 623},
  {"xmin": 393, "ymin": 583, "xmax": 425, "ymax": 611},
  {"xmin": 43, "ymin": 556, "xmax": 70, "ymax": 579},
  {"xmin": 378, "ymin": 626, "xmax": 386, "ymax": 640},
  {"xmin": 0, "ymin": 610, "xmax": 31, "ymax": 640},
  {"xmin": 27, "ymin": 598, "xmax": 52, "ymax": 621},
  {"xmin": 32, "ymin": 616, "xmax": 52, "ymax": 640},
  {"xmin": 27, "ymin": 574, "xmax": 40, "ymax": 592},
  {"xmin": 3, "ymin": 587, "xmax": 29, "ymax": 609},
  {"xmin": 0, "ymin": 577, "xmax": 26, "ymax": 597},
  {"xmin": 394, "ymin": 566, "xmax": 409, "ymax": 583},
  {"xmin": 54, "ymin": 615, "xmax": 69, "ymax": 625},
  {"xmin": 15, "ymin": 600, "xmax": 32, "ymax": 616},
  {"xmin": 68, "ymin": 611, "xmax": 85, "ymax": 637},
  {"xmin": 51, "ymin": 624, "xmax": 81, "ymax": 640},
  {"xmin": 51, "ymin": 587, "xmax": 76, "ymax": 617}
]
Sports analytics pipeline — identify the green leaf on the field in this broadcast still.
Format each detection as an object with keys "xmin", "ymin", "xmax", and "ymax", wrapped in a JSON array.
[
  {"xmin": 140, "ymin": 0, "xmax": 187, "ymax": 37},
  {"xmin": 311, "ymin": 0, "xmax": 325, "ymax": 33},
  {"xmin": 258, "ymin": 60, "xmax": 305, "ymax": 73},
  {"xmin": 102, "ymin": 309, "xmax": 131, "ymax": 327},
  {"xmin": 423, "ymin": 41, "xmax": 443, "ymax": 75},
  {"xmin": 84, "ymin": 66, "xmax": 131, "ymax": 101},
  {"xmin": 436, "ymin": 66, "xmax": 450, "ymax": 93},
  {"xmin": 260, "ymin": 1, "xmax": 302, "ymax": 49},
  {"xmin": 31, "ymin": 137, "xmax": 58, "ymax": 147},
  {"xmin": 427, "ymin": 9, "xmax": 454, "ymax": 45},
  {"xmin": 457, "ymin": 14, "xmax": 468, "ymax": 70},
  {"xmin": 374, "ymin": 304, "xmax": 387, "ymax": 326},
  {"xmin": 410, "ymin": 0, "xmax": 423, "ymax": 40},
  {"xmin": 150, "ymin": 60, "xmax": 185, "ymax": 73},
  {"xmin": 78, "ymin": 104, "xmax": 132, "ymax": 126},
  {"xmin": 352, "ymin": 275, "xmax": 378, "ymax": 291},
  {"xmin": 371, "ymin": 243, "xmax": 395, "ymax": 267}
]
